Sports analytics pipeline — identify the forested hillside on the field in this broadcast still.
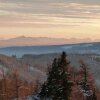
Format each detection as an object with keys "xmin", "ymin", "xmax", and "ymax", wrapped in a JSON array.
[
  {"xmin": 0, "ymin": 52, "xmax": 100, "ymax": 100},
  {"xmin": 37, "ymin": 52, "xmax": 99, "ymax": 100}
]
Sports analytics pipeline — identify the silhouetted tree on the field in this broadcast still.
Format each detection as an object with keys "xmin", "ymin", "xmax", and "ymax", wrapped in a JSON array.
[
  {"xmin": 2, "ymin": 68, "xmax": 8, "ymax": 100},
  {"xmin": 80, "ymin": 60, "xmax": 89, "ymax": 90},
  {"xmin": 92, "ymin": 91, "xmax": 97, "ymax": 100},
  {"xmin": 12, "ymin": 70, "xmax": 21, "ymax": 100},
  {"xmin": 40, "ymin": 52, "xmax": 73, "ymax": 100}
]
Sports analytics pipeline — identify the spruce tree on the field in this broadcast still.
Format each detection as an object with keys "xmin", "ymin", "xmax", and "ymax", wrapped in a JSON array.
[
  {"xmin": 80, "ymin": 60, "xmax": 88, "ymax": 90},
  {"xmin": 39, "ymin": 52, "xmax": 72, "ymax": 100},
  {"xmin": 92, "ymin": 91, "xmax": 97, "ymax": 100}
]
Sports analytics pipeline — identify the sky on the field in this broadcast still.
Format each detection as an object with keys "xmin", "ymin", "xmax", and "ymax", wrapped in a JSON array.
[{"xmin": 0, "ymin": 0, "xmax": 100, "ymax": 40}]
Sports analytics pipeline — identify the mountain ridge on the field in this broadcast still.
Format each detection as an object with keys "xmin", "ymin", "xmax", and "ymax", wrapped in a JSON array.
[
  {"xmin": 0, "ymin": 42, "xmax": 100, "ymax": 57},
  {"xmin": 0, "ymin": 36, "xmax": 97, "ymax": 47}
]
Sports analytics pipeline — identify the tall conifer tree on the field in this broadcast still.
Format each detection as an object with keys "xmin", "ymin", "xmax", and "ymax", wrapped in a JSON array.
[{"xmin": 39, "ymin": 52, "xmax": 72, "ymax": 100}]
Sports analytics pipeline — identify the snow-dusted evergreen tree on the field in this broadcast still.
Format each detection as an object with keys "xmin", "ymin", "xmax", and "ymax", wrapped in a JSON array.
[
  {"xmin": 39, "ymin": 52, "xmax": 73, "ymax": 100},
  {"xmin": 80, "ymin": 60, "xmax": 89, "ymax": 90}
]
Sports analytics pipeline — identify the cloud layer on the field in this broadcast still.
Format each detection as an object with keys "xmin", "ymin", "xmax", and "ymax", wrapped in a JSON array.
[{"xmin": 0, "ymin": 0, "xmax": 100, "ymax": 40}]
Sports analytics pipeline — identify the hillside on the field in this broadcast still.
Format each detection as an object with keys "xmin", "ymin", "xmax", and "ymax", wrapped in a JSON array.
[
  {"xmin": 23, "ymin": 52, "xmax": 100, "ymax": 100},
  {"xmin": 0, "ymin": 53, "xmax": 100, "ymax": 99},
  {"xmin": 0, "ymin": 42, "xmax": 100, "ymax": 57},
  {"xmin": 0, "ymin": 53, "xmax": 100, "ymax": 87},
  {"xmin": 0, "ymin": 54, "xmax": 46, "ymax": 83},
  {"xmin": 21, "ymin": 53, "xmax": 100, "ymax": 88}
]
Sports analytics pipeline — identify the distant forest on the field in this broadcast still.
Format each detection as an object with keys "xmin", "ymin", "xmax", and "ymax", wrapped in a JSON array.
[{"xmin": 0, "ymin": 52, "xmax": 99, "ymax": 100}]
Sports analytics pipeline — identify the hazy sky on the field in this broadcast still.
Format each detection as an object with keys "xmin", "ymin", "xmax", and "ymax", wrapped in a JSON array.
[{"xmin": 0, "ymin": 0, "xmax": 100, "ymax": 40}]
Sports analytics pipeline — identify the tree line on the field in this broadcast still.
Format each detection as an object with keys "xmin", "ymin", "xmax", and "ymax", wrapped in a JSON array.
[
  {"xmin": 38, "ymin": 52, "xmax": 98, "ymax": 100},
  {"xmin": 0, "ymin": 52, "xmax": 99, "ymax": 100}
]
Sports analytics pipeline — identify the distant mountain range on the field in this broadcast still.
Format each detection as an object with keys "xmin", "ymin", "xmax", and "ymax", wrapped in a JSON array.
[
  {"xmin": 0, "ymin": 36, "xmax": 97, "ymax": 47},
  {"xmin": 0, "ymin": 42, "xmax": 100, "ymax": 57}
]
